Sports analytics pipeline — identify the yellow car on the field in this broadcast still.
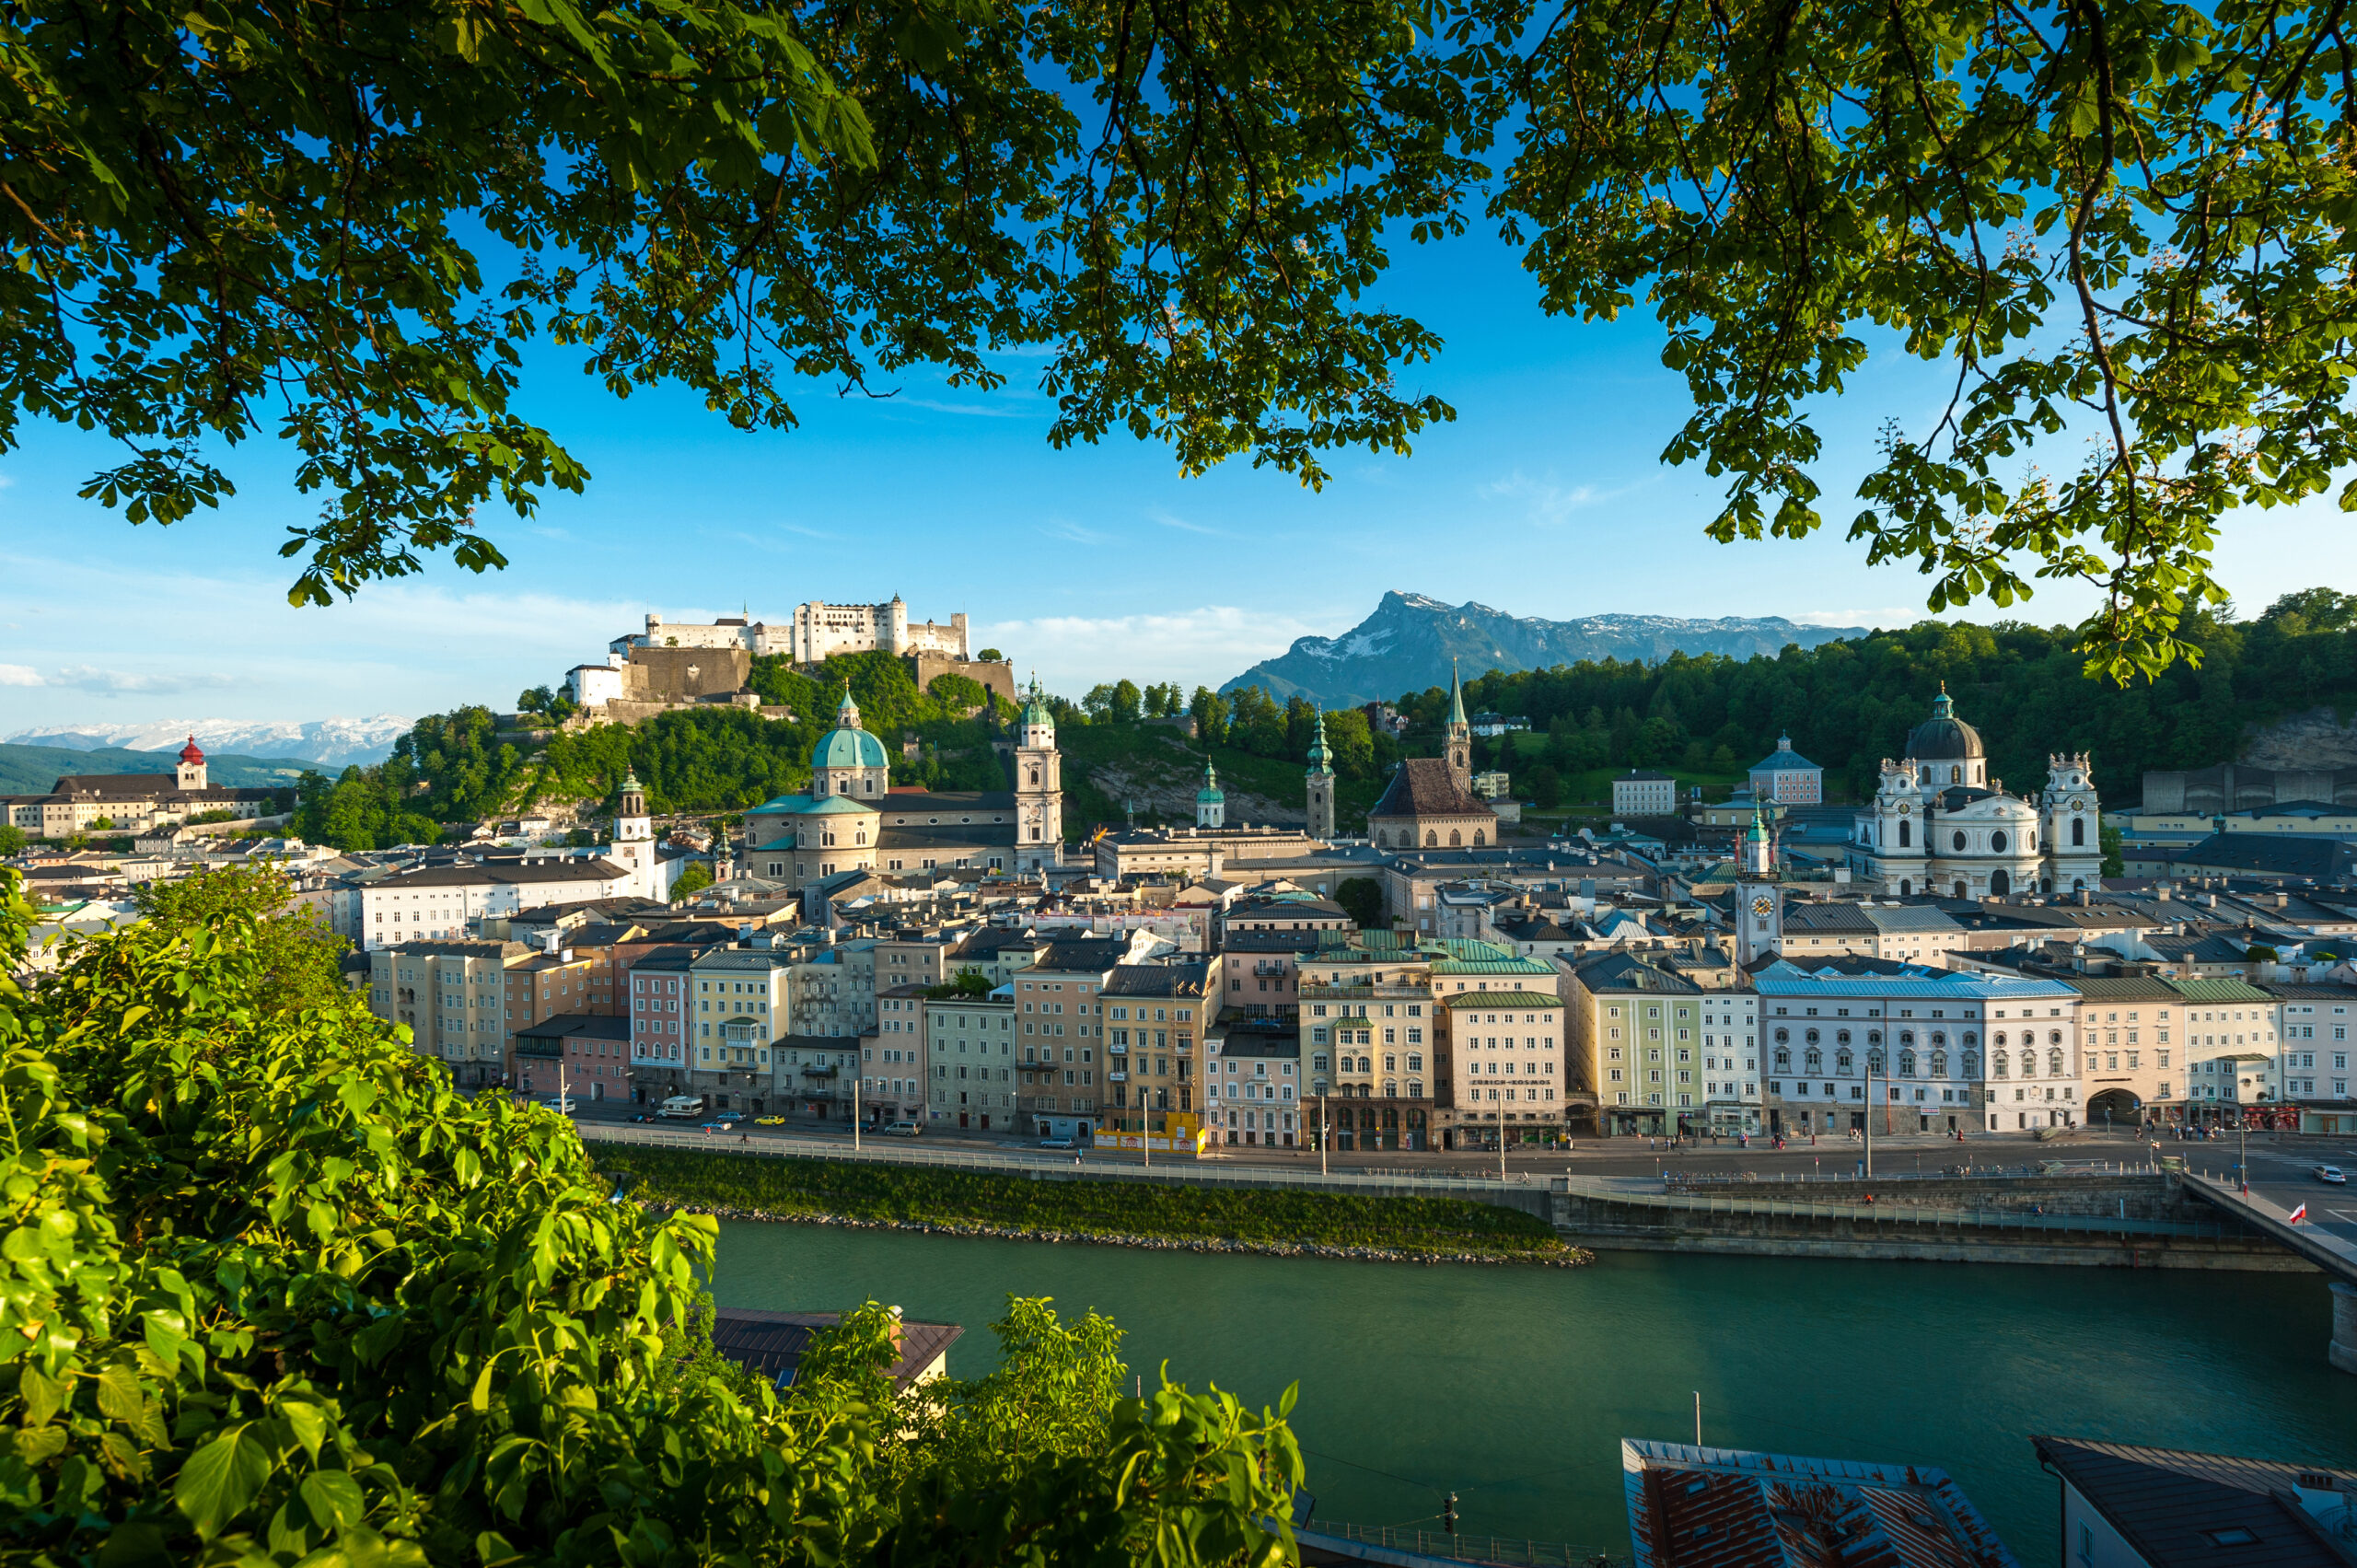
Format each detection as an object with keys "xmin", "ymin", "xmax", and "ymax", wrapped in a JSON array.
[{"xmin": 753, "ymin": 1115, "xmax": 787, "ymax": 1127}]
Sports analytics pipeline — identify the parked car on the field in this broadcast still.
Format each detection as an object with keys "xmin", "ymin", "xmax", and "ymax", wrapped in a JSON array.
[
  {"xmin": 540, "ymin": 1098, "xmax": 578, "ymax": 1115},
  {"xmin": 2316, "ymin": 1166, "xmax": 2348, "ymax": 1184},
  {"xmin": 882, "ymin": 1121, "xmax": 923, "ymax": 1137},
  {"xmin": 714, "ymin": 1109, "xmax": 748, "ymax": 1124},
  {"xmin": 1038, "ymin": 1136, "xmax": 1074, "ymax": 1150},
  {"xmin": 754, "ymin": 1115, "xmax": 786, "ymax": 1126}
]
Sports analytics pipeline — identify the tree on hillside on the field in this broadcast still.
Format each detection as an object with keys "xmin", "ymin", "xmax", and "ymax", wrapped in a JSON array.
[
  {"xmin": 670, "ymin": 862, "xmax": 715, "ymax": 902},
  {"xmin": 1334, "ymin": 877, "xmax": 1387, "ymax": 931}
]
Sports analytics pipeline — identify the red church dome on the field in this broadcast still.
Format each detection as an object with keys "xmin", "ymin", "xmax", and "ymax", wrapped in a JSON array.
[{"xmin": 179, "ymin": 735, "xmax": 205, "ymax": 764}]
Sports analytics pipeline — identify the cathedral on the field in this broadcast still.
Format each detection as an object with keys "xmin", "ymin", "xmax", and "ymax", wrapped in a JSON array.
[
  {"xmin": 1366, "ymin": 665, "xmax": 1499, "ymax": 851},
  {"xmin": 744, "ymin": 680, "xmax": 1063, "ymax": 889},
  {"xmin": 1847, "ymin": 688, "xmax": 2103, "ymax": 898}
]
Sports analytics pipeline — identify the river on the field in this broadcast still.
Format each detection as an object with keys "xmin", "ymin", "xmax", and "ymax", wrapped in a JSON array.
[{"xmin": 711, "ymin": 1222, "xmax": 2357, "ymax": 1567}]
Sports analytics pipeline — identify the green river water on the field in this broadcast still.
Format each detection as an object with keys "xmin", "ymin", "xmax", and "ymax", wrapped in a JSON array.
[{"xmin": 710, "ymin": 1222, "xmax": 2357, "ymax": 1567}]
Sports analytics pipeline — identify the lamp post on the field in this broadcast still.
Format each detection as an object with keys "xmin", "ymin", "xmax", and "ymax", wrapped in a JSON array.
[
  {"xmin": 853, "ymin": 1062, "xmax": 861, "ymax": 1152},
  {"xmin": 1320, "ymin": 1093, "xmax": 1329, "ymax": 1177},
  {"xmin": 1863, "ymin": 1057, "xmax": 1875, "ymax": 1179}
]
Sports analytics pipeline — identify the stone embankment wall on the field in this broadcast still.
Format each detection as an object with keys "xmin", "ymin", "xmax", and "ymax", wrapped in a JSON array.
[{"xmin": 1553, "ymin": 1175, "xmax": 2314, "ymax": 1272}]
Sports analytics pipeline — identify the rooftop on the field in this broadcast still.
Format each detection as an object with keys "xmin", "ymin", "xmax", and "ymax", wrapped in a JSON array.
[{"xmin": 2032, "ymin": 1435, "xmax": 2357, "ymax": 1568}]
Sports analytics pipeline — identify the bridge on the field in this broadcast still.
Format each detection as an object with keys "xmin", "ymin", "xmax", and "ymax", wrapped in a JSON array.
[{"xmin": 2180, "ymin": 1173, "xmax": 2357, "ymax": 1374}]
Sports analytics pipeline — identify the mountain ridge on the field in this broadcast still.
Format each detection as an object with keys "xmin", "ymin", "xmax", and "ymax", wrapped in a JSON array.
[
  {"xmin": 6, "ymin": 714, "xmax": 411, "ymax": 768},
  {"xmin": 1223, "ymin": 591, "xmax": 1874, "ymax": 706}
]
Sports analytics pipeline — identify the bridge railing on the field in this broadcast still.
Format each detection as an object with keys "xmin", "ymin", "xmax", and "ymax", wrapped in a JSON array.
[{"xmin": 1305, "ymin": 1522, "xmax": 1627, "ymax": 1568}]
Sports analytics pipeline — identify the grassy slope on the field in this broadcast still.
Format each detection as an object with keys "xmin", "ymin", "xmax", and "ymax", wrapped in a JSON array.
[{"xmin": 597, "ymin": 1145, "xmax": 1572, "ymax": 1257}]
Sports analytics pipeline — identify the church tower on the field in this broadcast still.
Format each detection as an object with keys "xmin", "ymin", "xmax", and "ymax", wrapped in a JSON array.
[
  {"xmin": 1197, "ymin": 761, "xmax": 1226, "ymax": 830},
  {"xmin": 175, "ymin": 735, "xmax": 207, "ymax": 794},
  {"xmin": 1014, "ymin": 677, "xmax": 1062, "ymax": 871},
  {"xmin": 610, "ymin": 769, "xmax": 656, "ymax": 899},
  {"xmin": 1305, "ymin": 708, "xmax": 1336, "ymax": 841},
  {"xmin": 1444, "ymin": 660, "xmax": 1471, "ymax": 792},
  {"xmin": 1733, "ymin": 803, "xmax": 1784, "ymax": 965}
]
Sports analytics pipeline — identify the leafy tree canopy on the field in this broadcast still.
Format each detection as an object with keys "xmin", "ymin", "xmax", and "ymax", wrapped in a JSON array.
[{"xmin": 0, "ymin": 866, "xmax": 1303, "ymax": 1564}]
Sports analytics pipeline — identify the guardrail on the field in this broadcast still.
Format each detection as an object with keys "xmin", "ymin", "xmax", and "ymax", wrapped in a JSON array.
[
  {"xmin": 1304, "ymin": 1522, "xmax": 1625, "ymax": 1567},
  {"xmin": 575, "ymin": 1121, "xmax": 1553, "ymax": 1196},
  {"xmin": 1667, "ymin": 1161, "xmax": 2172, "ymax": 1188}
]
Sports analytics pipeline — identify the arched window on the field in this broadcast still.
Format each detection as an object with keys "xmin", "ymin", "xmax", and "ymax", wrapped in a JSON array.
[
  {"xmin": 1962, "ymin": 1050, "xmax": 1980, "ymax": 1077},
  {"xmin": 1952, "ymin": 830, "xmax": 1968, "ymax": 852},
  {"xmin": 1991, "ymin": 869, "xmax": 2010, "ymax": 895},
  {"xmin": 1472, "ymin": 830, "xmax": 1485, "ymax": 846},
  {"xmin": 1383, "ymin": 1081, "xmax": 1397, "ymax": 1098},
  {"xmin": 2072, "ymin": 817, "xmax": 2085, "ymax": 846},
  {"xmin": 1805, "ymin": 1048, "xmax": 1822, "ymax": 1071},
  {"xmin": 1774, "ymin": 1048, "xmax": 1791, "ymax": 1070},
  {"xmin": 1954, "ymin": 879, "xmax": 1968, "ymax": 899},
  {"xmin": 1898, "ymin": 819, "xmax": 1911, "ymax": 848},
  {"xmin": 855, "ymin": 830, "xmax": 866, "ymax": 845},
  {"xmin": 1449, "ymin": 830, "xmax": 1461, "ymax": 846},
  {"xmin": 1992, "ymin": 1051, "xmax": 2009, "ymax": 1078},
  {"xmin": 1426, "ymin": 830, "xmax": 1438, "ymax": 847},
  {"xmin": 1950, "ymin": 765, "xmax": 1962, "ymax": 783},
  {"xmin": 1836, "ymin": 1050, "xmax": 1853, "ymax": 1074},
  {"xmin": 1899, "ymin": 1049, "xmax": 1917, "ymax": 1076},
  {"xmin": 2018, "ymin": 1051, "xmax": 2036, "ymax": 1077},
  {"xmin": 2049, "ymin": 1048, "xmax": 2065, "ymax": 1075},
  {"xmin": 1029, "ymin": 768, "xmax": 1039, "ymax": 785},
  {"xmin": 1898, "ymin": 878, "xmax": 1911, "ymax": 895},
  {"xmin": 1991, "ymin": 830, "xmax": 2007, "ymax": 853},
  {"xmin": 1930, "ymin": 1050, "xmax": 1947, "ymax": 1076}
]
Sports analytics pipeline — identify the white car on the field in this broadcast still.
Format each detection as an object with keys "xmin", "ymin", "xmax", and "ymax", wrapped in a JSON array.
[
  {"xmin": 541, "ymin": 1097, "xmax": 579, "ymax": 1115},
  {"xmin": 2316, "ymin": 1165, "xmax": 2347, "ymax": 1185}
]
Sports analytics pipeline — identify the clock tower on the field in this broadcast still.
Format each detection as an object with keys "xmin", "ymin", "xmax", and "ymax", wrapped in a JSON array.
[{"xmin": 1733, "ymin": 802, "xmax": 1784, "ymax": 965}]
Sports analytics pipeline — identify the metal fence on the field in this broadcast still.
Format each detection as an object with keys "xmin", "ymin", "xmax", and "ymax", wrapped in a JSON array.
[
  {"xmin": 1557, "ymin": 1176, "xmax": 2242, "ymax": 1238},
  {"xmin": 1305, "ymin": 1522, "xmax": 1626, "ymax": 1567},
  {"xmin": 575, "ymin": 1121, "xmax": 1552, "ymax": 1196}
]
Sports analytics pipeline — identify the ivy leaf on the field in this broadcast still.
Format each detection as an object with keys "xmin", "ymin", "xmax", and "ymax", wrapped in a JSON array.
[
  {"xmin": 173, "ymin": 1426, "xmax": 272, "ymax": 1539},
  {"xmin": 299, "ymin": 1469, "xmax": 366, "ymax": 1532}
]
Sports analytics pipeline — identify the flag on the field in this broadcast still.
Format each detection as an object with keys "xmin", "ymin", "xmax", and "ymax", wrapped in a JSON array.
[{"xmin": 2289, "ymin": 1202, "xmax": 2308, "ymax": 1224}]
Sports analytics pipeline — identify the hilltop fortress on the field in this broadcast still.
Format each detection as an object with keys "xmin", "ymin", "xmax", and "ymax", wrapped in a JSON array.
[{"xmin": 564, "ymin": 598, "xmax": 1015, "ymax": 726}]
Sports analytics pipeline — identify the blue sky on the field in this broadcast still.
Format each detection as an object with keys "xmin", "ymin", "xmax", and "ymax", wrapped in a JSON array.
[{"xmin": 0, "ymin": 218, "xmax": 2345, "ymax": 733}]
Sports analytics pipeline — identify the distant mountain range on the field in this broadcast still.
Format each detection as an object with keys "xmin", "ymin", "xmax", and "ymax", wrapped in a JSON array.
[
  {"xmin": 0, "ymin": 743, "xmax": 330, "ymax": 796},
  {"xmin": 1223, "ymin": 592, "xmax": 1873, "ymax": 706},
  {"xmin": 5, "ymin": 714, "xmax": 411, "ymax": 768}
]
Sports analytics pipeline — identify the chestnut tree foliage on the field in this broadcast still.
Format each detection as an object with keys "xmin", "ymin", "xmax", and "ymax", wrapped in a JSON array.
[
  {"xmin": 6, "ymin": 0, "xmax": 2355, "ymax": 674},
  {"xmin": 0, "ymin": 867, "xmax": 1303, "ymax": 1565}
]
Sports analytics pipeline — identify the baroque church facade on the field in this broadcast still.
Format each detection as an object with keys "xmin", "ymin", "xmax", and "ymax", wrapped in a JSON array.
[
  {"xmin": 745, "ymin": 680, "xmax": 1063, "ymax": 891},
  {"xmin": 1366, "ymin": 666, "xmax": 1499, "ymax": 851},
  {"xmin": 1847, "ymin": 689, "xmax": 2104, "ymax": 898}
]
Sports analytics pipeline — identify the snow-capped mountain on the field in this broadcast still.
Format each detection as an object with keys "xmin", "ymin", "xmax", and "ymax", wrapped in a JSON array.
[
  {"xmin": 1222, "ymin": 592, "xmax": 1872, "ymax": 706},
  {"xmin": 4, "ymin": 714, "xmax": 412, "ymax": 768}
]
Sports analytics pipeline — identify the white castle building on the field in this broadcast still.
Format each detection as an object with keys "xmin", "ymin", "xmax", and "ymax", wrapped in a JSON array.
[
  {"xmin": 1847, "ymin": 688, "xmax": 2104, "ymax": 899},
  {"xmin": 608, "ymin": 597, "xmax": 969, "ymax": 662}
]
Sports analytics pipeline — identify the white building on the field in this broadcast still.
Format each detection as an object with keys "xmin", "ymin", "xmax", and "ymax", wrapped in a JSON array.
[
  {"xmin": 1752, "ymin": 958, "xmax": 2084, "ymax": 1135},
  {"xmin": 922, "ymin": 985, "xmax": 1018, "ymax": 1131},
  {"xmin": 1848, "ymin": 688, "xmax": 2103, "ymax": 898},
  {"xmin": 607, "ymin": 597, "xmax": 969, "ymax": 663},
  {"xmin": 1696, "ymin": 989, "xmax": 1763, "ymax": 1134},
  {"xmin": 1611, "ymin": 770, "xmax": 1677, "ymax": 818},
  {"xmin": 358, "ymin": 858, "xmax": 633, "ymax": 951}
]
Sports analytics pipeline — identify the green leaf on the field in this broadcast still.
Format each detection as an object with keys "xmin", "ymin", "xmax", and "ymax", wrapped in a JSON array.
[
  {"xmin": 299, "ymin": 1469, "xmax": 366, "ymax": 1532},
  {"xmin": 173, "ymin": 1426, "xmax": 271, "ymax": 1539}
]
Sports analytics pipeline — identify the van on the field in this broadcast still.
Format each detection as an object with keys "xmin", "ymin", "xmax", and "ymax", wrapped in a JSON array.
[
  {"xmin": 882, "ymin": 1121, "xmax": 923, "ymax": 1137},
  {"xmin": 657, "ymin": 1095, "xmax": 705, "ymax": 1120}
]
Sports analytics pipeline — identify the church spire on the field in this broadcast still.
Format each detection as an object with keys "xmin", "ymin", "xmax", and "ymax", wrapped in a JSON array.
[
  {"xmin": 1447, "ymin": 659, "xmax": 1468, "ymax": 726},
  {"xmin": 1306, "ymin": 706, "xmax": 1333, "ymax": 776}
]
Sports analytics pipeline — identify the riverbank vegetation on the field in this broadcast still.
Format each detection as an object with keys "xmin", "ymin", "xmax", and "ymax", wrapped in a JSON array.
[
  {"xmin": 0, "ymin": 867, "xmax": 1302, "ymax": 1565},
  {"xmin": 594, "ymin": 1144, "xmax": 1580, "ymax": 1261}
]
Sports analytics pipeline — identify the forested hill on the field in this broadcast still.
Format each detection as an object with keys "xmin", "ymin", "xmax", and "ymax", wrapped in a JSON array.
[
  {"xmin": 287, "ymin": 592, "xmax": 2357, "ymax": 849},
  {"xmin": 1401, "ymin": 592, "xmax": 2357, "ymax": 803}
]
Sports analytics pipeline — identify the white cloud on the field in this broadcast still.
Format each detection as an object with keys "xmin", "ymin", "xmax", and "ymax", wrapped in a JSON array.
[
  {"xmin": 980, "ymin": 606, "xmax": 1322, "ymax": 694},
  {"xmin": 48, "ymin": 666, "xmax": 236, "ymax": 696},
  {"xmin": 1479, "ymin": 470, "xmax": 1642, "ymax": 528},
  {"xmin": 0, "ymin": 664, "xmax": 40, "ymax": 686}
]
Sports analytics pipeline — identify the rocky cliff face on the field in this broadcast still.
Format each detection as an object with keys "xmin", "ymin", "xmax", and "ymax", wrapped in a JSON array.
[
  {"xmin": 2240, "ymin": 705, "xmax": 2357, "ymax": 770},
  {"xmin": 1222, "ymin": 591, "xmax": 1870, "ymax": 706}
]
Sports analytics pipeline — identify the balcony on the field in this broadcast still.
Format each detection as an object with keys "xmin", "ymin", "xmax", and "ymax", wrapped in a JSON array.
[
  {"xmin": 1251, "ymin": 962, "xmax": 1291, "ymax": 978},
  {"xmin": 799, "ymin": 1063, "xmax": 838, "ymax": 1077}
]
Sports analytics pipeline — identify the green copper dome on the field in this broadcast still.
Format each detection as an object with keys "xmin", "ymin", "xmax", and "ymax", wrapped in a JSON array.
[
  {"xmin": 1020, "ymin": 675, "xmax": 1052, "ymax": 730},
  {"xmin": 1305, "ymin": 708, "xmax": 1333, "ymax": 775},
  {"xmin": 811, "ymin": 681, "xmax": 889, "ymax": 771},
  {"xmin": 1197, "ymin": 761, "xmax": 1225, "ymax": 804}
]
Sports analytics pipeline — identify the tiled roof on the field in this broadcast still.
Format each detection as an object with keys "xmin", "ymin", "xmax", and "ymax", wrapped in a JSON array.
[
  {"xmin": 513, "ymin": 1013, "xmax": 631, "ymax": 1041},
  {"xmin": 2032, "ymin": 1436, "xmax": 2355, "ymax": 1568},
  {"xmin": 709, "ymin": 1309, "xmax": 961, "ymax": 1392},
  {"xmin": 1103, "ymin": 961, "xmax": 1212, "ymax": 996},
  {"xmin": 2165, "ymin": 978, "xmax": 2277, "ymax": 1001},
  {"xmin": 1369, "ymin": 758, "xmax": 1496, "ymax": 820}
]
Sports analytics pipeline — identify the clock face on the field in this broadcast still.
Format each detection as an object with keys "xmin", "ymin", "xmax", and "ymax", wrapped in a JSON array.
[
  {"xmin": 1750, "ymin": 895, "xmax": 1774, "ymax": 917},
  {"xmin": 1896, "ymin": 802, "xmax": 1912, "ymax": 816},
  {"xmin": 2069, "ymin": 796, "xmax": 2084, "ymax": 811}
]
